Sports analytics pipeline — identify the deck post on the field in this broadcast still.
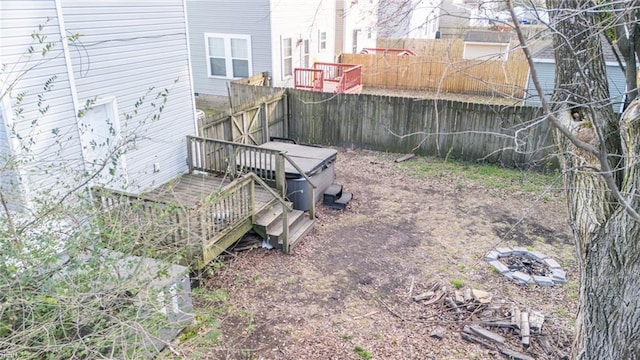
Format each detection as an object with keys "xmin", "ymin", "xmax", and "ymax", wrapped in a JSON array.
[
  {"xmin": 186, "ymin": 136, "xmax": 194, "ymax": 173},
  {"xmin": 275, "ymin": 152, "xmax": 286, "ymax": 198},
  {"xmin": 309, "ymin": 187, "xmax": 315, "ymax": 220},
  {"xmin": 225, "ymin": 144, "xmax": 237, "ymax": 177},
  {"xmin": 250, "ymin": 177, "xmax": 256, "ymax": 223},
  {"xmin": 281, "ymin": 208, "xmax": 289, "ymax": 253}
]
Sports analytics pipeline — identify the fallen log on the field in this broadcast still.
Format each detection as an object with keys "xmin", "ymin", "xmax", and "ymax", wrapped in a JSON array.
[
  {"xmin": 394, "ymin": 153, "xmax": 416, "ymax": 163},
  {"xmin": 463, "ymin": 325, "xmax": 505, "ymax": 344}
]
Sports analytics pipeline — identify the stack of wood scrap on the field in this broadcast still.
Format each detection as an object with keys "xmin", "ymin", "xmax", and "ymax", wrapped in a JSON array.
[{"xmin": 413, "ymin": 284, "xmax": 557, "ymax": 360}]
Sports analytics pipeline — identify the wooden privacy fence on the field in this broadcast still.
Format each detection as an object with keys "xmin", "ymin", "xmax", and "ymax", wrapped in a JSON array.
[
  {"xmin": 285, "ymin": 89, "xmax": 553, "ymax": 168},
  {"xmin": 198, "ymin": 90, "xmax": 287, "ymax": 143},
  {"xmin": 342, "ymin": 53, "xmax": 530, "ymax": 98},
  {"xmin": 376, "ymin": 38, "xmax": 466, "ymax": 57},
  {"xmin": 227, "ymin": 83, "xmax": 555, "ymax": 168}
]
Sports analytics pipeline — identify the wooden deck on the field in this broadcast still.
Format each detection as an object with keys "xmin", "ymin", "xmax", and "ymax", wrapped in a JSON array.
[{"xmin": 143, "ymin": 173, "xmax": 275, "ymax": 212}]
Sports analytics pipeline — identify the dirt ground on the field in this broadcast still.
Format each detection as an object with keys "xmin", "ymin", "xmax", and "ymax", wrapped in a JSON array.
[{"xmin": 177, "ymin": 149, "xmax": 577, "ymax": 360}]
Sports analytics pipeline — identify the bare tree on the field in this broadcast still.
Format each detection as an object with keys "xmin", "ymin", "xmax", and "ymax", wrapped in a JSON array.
[{"xmin": 510, "ymin": 0, "xmax": 640, "ymax": 358}]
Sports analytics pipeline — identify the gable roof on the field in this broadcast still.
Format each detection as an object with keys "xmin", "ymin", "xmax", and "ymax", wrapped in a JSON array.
[
  {"xmin": 463, "ymin": 30, "xmax": 511, "ymax": 44},
  {"xmin": 533, "ymin": 35, "xmax": 622, "ymax": 63}
]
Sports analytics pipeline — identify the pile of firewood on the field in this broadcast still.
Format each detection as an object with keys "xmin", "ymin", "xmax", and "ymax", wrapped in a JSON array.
[{"xmin": 413, "ymin": 284, "xmax": 565, "ymax": 360}]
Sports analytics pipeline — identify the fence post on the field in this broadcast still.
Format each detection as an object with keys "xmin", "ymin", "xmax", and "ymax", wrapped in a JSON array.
[{"xmin": 260, "ymin": 102, "xmax": 268, "ymax": 144}]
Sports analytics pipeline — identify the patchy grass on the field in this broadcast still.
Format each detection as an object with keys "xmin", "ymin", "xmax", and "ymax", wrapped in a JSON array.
[
  {"xmin": 395, "ymin": 156, "xmax": 561, "ymax": 194},
  {"xmin": 354, "ymin": 346, "xmax": 372, "ymax": 359},
  {"xmin": 450, "ymin": 279, "xmax": 465, "ymax": 289}
]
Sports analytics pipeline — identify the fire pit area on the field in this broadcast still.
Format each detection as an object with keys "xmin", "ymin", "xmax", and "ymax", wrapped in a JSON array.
[{"xmin": 485, "ymin": 247, "xmax": 567, "ymax": 286}]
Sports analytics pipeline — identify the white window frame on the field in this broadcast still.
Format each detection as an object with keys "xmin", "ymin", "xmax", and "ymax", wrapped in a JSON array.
[
  {"xmin": 303, "ymin": 39, "xmax": 310, "ymax": 68},
  {"xmin": 204, "ymin": 33, "xmax": 253, "ymax": 79},
  {"xmin": 319, "ymin": 31, "xmax": 327, "ymax": 51},
  {"xmin": 281, "ymin": 36, "xmax": 293, "ymax": 79},
  {"xmin": 77, "ymin": 96, "xmax": 129, "ymax": 188}
]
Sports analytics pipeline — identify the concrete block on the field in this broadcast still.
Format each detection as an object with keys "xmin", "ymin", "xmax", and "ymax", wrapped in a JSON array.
[
  {"xmin": 489, "ymin": 260, "xmax": 510, "ymax": 274},
  {"xmin": 544, "ymin": 258, "xmax": 562, "ymax": 269},
  {"xmin": 484, "ymin": 250, "xmax": 500, "ymax": 261},
  {"xmin": 532, "ymin": 275, "xmax": 555, "ymax": 286},
  {"xmin": 495, "ymin": 247, "xmax": 513, "ymax": 257},
  {"xmin": 526, "ymin": 251, "xmax": 548, "ymax": 262},
  {"xmin": 512, "ymin": 271, "xmax": 532, "ymax": 285},
  {"xmin": 512, "ymin": 247, "xmax": 528, "ymax": 255},
  {"xmin": 551, "ymin": 269, "xmax": 567, "ymax": 283}
]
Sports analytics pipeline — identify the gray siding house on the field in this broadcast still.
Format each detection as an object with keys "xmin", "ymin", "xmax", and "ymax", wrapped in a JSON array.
[
  {"xmin": 187, "ymin": 0, "xmax": 336, "ymax": 96},
  {"xmin": 524, "ymin": 39, "xmax": 627, "ymax": 113},
  {"xmin": 0, "ymin": 0, "xmax": 197, "ymax": 211}
]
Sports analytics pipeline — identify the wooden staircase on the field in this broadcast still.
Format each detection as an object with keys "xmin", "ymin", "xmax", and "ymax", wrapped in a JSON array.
[{"xmin": 253, "ymin": 202, "xmax": 315, "ymax": 253}]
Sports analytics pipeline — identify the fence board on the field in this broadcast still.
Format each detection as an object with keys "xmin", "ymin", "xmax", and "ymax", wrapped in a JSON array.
[
  {"xmin": 342, "ymin": 51, "xmax": 529, "ymax": 98},
  {"xmin": 285, "ymin": 88, "xmax": 552, "ymax": 168}
]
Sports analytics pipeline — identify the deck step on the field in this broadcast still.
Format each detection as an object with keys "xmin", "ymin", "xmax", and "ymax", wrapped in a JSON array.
[
  {"xmin": 323, "ymin": 184, "xmax": 343, "ymax": 204},
  {"xmin": 285, "ymin": 217, "xmax": 315, "ymax": 250},
  {"xmin": 254, "ymin": 203, "xmax": 288, "ymax": 228},
  {"xmin": 267, "ymin": 209, "xmax": 305, "ymax": 239},
  {"xmin": 323, "ymin": 183, "xmax": 353, "ymax": 210}
]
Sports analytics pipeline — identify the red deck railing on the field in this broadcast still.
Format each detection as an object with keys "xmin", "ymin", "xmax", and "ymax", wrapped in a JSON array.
[
  {"xmin": 294, "ymin": 68, "xmax": 324, "ymax": 91},
  {"xmin": 294, "ymin": 62, "xmax": 362, "ymax": 93}
]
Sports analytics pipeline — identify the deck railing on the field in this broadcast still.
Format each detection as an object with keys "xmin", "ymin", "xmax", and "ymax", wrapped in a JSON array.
[
  {"xmin": 91, "ymin": 187, "xmax": 194, "ymax": 261},
  {"xmin": 294, "ymin": 63, "xmax": 362, "ymax": 93},
  {"xmin": 187, "ymin": 136, "xmax": 286, "ymax": 197},
  {"xmin": 294, "ymin": 68, "xmax": 324, "ymax": 91},
  {"xmin": 337, "ymin": 65, "xmax": 362, "ymax": 93},
  {"xmin": 93, "ymin": 173, "xmax": 260, "ymax": 269},
  {"xmin": 187, "ymin": 136, "xmax": 315, "ymax": 220}
]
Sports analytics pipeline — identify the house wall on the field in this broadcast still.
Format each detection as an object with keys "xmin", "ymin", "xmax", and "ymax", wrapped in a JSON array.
[
  {"xmin": 341, "ymin": 0, "xmax": 378, "ymax": 54},
  {"xmin": 269, "ymin": 0, "xmax": 336, "ymax": 88},
  {"xmin": 186, "ymin": 0, "xmax": 272, "ymax": 96},
  {"xmin": 525, "ymin": 60, "xmax": 627, "ymax": 113},
  {"xmin": 463, "ymin": 42, "xmax": 509, "ymax": 61},
  {"xmin": 0, "ymin": 98, "xmax": 25, "ymax": 210},
  {"xmin": 378, "ymin": 0, "xmax": 439, "ymax": 39},
  {"xmin": 0, "ymin": 0, "xmax": 80, "ymax": 209},
  {"xmin": 62, "ymin": 0, "xmax": 197, "ymax": 192}
]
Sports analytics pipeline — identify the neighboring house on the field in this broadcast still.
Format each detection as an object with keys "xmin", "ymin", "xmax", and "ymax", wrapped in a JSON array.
[
  {"xmin": 187, "ymin": 0, "xmax": 336, "ymax": 96},
  {"xmin": 377, "ymin": 0, "xmax": 440, "ymax": 40},
  {"xmin": 462, "ymin": 30, "xmax": 511, "ymax": 61},
  {"xmin": 0, "ymin": 0, "xmax": 197, "ymax": 211},
  {"xmin": 337, "ymin": 0, "xmax": 378, "ymax": 54},
  {"xmin": 439, "ymin": 0, "xmax": 480, "ymax": 38},
  {"xmin": 524, "ymin": 38, "xmax": 627, "ymax": 113}
]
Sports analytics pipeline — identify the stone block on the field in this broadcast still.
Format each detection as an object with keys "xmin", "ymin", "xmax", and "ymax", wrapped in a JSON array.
[
  {"xmin": 526, "ymin": 251, "xmax": 548, "ymax": 262},
  {"xmin": 532, "ymin": 275, "xmax": 555, "ymax": 286},
  {"xmin": 495, "ymin": 247, "xmax": 513, "ymax": 257},
  {"xmin": 551, "ymin": 269, "xmax": 567, "ymax": 283},
  {"xmin": 512, "ymin": 247, "xmax": 528, "ymax": 255},
  {"xmin": 484, "ymin": 250, "xmax": 500, "ymax": 261},
  {"xmin": 512, "ymin": 271, "xmax": 532, "ymax": 285},
  {"xmin": 488, "ymin": 260, "xmax": 510, "ymax": 274},
  {"xmin": 544, "ymin": 258, "xmax": 562, "ymax": 270}
]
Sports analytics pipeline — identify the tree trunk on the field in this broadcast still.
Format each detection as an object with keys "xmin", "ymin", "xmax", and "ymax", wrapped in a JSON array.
[{"xmin": 547, "ymin": 1, "xmax": 640, "ymax": 359}]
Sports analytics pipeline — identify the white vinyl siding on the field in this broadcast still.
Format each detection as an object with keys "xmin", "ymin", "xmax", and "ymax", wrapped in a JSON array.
[
  {"xmin": 0, "ymin": 0, "xmax": 80, "ymax": 208},
  {"xmin": 204, "ymin": 33, "xmax": 252, "ymax": 79},
  {"xmin": 63, "ymin": 0, "xmax": 196, "ymax": 192},
  {"xmin": 281, "ymin": 36, "xmax": 292, "ymax": 78}
]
